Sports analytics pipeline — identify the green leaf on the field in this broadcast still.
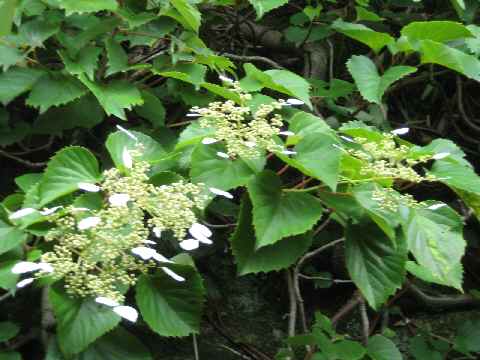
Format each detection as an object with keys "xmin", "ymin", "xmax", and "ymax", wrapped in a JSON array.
[
  {"xmin": 49, "ymin": 287, "xmax": 121, "ymax": 356},
  {"xmin": 135, "ymin": 266, "xmax": 205, "ymax": 337},
  {"xmin": 0, "ymin": 352, "xmax": 21, "ymax": 360},
  {"xmin": 106, "ymin": 130, "xmax": 167, "ymax": 171},
  {"xmin": 26, "ymin": 73, "xmax": 88, "ymax": 113},
  {"xmin": 286, "ymin": 111, "xmax": 332, "ymax": 145},
  {"xmin": 78, "ymin": 76, "xmax": 143, "ymax": 120},
  {"xmin": 0, "ymin": 67, "xmax": 45, "ymax": 105},
  {"xmin": 230, "ymin": 196, "xmax": 313, "ymax": 275},
  {"xmin": 0, "ymin": 0, "xmax": 17, "ymax": 36},
  {"xmin": 135, "ymin": 91, "xmax": 166, "ymax": 128},
  {"xmin": 347, "ymin": 55, "xmax": 417, "ymax": 104},
  {"xmin": 419, "ymin": 40, "xmax": 480, "ymax": 82},
  {"xmin": 401, "ymin": 21, "xmax": 473, "ymax": 45},
  {"xmin": 334, "ymin": 340, "xmax": 366, "ymax": 360},
  {"xmin": 190, "ymin": 143, "xmax": 264, "ymax": 191},
  {"xmin": 367, "ymin": 335, "xmax": 403, "ymax": 360},
  {"xmin": 0, "ymin": 44, "xmax": 23, "ymax": 71},
  {"xmin": 403, "ymin": 205, "xmax": 465, "ymax": 290},
  {"xmin": 105, "ymin": 39, "xmax": 129, "ymax": 76},
  {"xmin": 355, "ymin": 6, "xmax": 384, "ymax": 22},
  {"xmin": 154, "ymin": 63, "xmax": 207, "ymax": 87},
  {"xmin": 248, "ymin": 0, "xmax": 288, "ymax": 19},
  {"xmin": 454, "ymin": 318, "xmax": 480, "ymax": 354},
  {"xmin": 0, "ymin": 220, "xmax": 27, "ymax": 255},
  {"xmin": 169, "ymin": 0, "xmax": 201, "ymax": 32},
  {"xmin": 0, "ymin": 261, "xmax": 19, "ymax": 290},
  {"xmin": 200, "ymin": 83, "xmax": 242, "ymax": 103},
  {"xmin": 0, "ymin": 322, "xmax": 20, "ymax": 342},
  {"xmin": 410, "ymin": 335, "xmax": 443, "ymax": 360},
  {"xmin": 247, "ymin": 171, "xmax": 323, "ymax": 248},
  {"xmin": 17, "ymin": 17, "xmax": 60, "ymax": 48},
  {"xmin": 59, "ymin": 46, "xmax": 102, "ymax": 81},
  {"xmin": 57, "ymin": 0, "xmax": 118, "ymax": 15},
  {"xmin": 39, "ymin": 146, "xmax": 101, "ymax": 206},
  {"xmin": 429, "ymin": 160, "xmax": 480, "ymax": 196},
  {"xmin": 332, "ymin": 19, "xmax": 394, "ymax": 53},
  {"xmin": 346, "ymin": 222, "xmax": 407, "ymax": 309}
]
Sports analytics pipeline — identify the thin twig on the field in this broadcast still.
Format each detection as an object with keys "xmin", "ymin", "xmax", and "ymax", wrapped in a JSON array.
[
  {"xmin": 331, "ymin": 290, "xmax": 363, "ymax": 326},
  {"xmin": 0, "ymin": 149, "xmax": 47, "ymax": 168},
  {"xmin": 222, "ymin": 53, "xmax": 285, "ymax": 70},
  {"xmin": 41, "ymin": 286, "xmax": 55, "ymax": 349},
  {"xmin": 286, "ymin": 269, "xmax": 297, "ymax": 338},
  {"xmin": 457, "ymin": 76, "xmax": 480, "ymax": 132},
  {"xmin": 359, "ymin": 297, "xmax": 369, "ymax": 346},
  {"xmin": 193, "ymin": 334, "xmax": 200, "ymax": 360}
]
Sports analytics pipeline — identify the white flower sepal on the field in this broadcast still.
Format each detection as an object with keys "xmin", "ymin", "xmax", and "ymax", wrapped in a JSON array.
[
  {"xmin": 40, "ymin": 206, "xmax": 62, "ymax": 216},
  {"xmin": 286, "ymin": 98, "xmax": 305, "ymax": 105},
  {"xmin": 161, "ymin": 267, "xmax": 185, "ymax": 282},
  {"xmin": 340, "ymin": 135, "xmax": 355, "ymax": 143},
  {"xmin": 77, "ymin": 182, "xmax": 101, "ymax": 192},
  {"xmin": 116, "ymin": 125, "xmax": 138, "ymax": 141},
  {"xmin": 37, "ymin": 263, "xmax": 54, "ymax": 273},
  {"xmin": 108, "ymin": 194, "xmax": 130, "ymax": 207},
  {"xmin": 279, "ymin": 131, "xmax": 295, "ymax": 136},
  {"xmin": 143, "ymin": 240, "xmax": 156, "ymax": 245},
  {"xmin": 282, "ymin": 150, "xmax": 297, "ymax": 156},
  {"xmin": 186, "ymin": 113, "xmax": 201, "ymax": 117},
  {"xmin": 209, "ymin": 187, "xmax": 234, "ymax": 199},
  {"xmin": 202, "ymin": 137, "xmax": 218, "ymax": 145},
  {"xmin": 122, "ymin": 148, "xmax": 133, "ymax": 169},
  {"xmin": 427, "ymin": 203, "xmax": 447, "ymax": 210},
  {"xmin": 152, "ymin": 252, "xmax": 173, "ymax": 263},
  {"xmin": 219, "ymin": 75, "xmax": 234, "ymax": 83},
  {"xmin": 189, "ymin": 223, "xmax": 212, "ymax": 239},
  {"xmin": 9, "ymin": 208, "xmax": 36, "ymax": 220},
  {"xmin": 95, "ymin": 297, "xmax": 120, "ymax": 307},
  {"xmin": 244, "ymin": 141, "xmax": 256, "ymax": 148},
  {"xmin": 216, "ymin": 151, "xmax": 230, "ymax": 159},
  {"xmin": 113, "ymin": 305, "xmax": 138, "ymax": 322},
  {"xmin": 16, "ymin": 278, "xmax": 34, "ymax": 289},
  {"xmin": 12, "ymin": 261, "xmax": 41, "ymax": 274},
  {"xmin": 432, "ymin": 152, "xmax": 450, "ymax": 160},
  {"xmin": 77, "ymin": 216, "xmax": 101, "ymax": 230},
  {"xmin": 179, "ymin": 239, "xmax": 200, "ymax": 251},
  {"xmin": 391, "ymin": 127, "xmax": 409, "ymax": 135},
  {"xmin": 152, "ymin": 227, "xmax": 162, "ymax": 238},
  {"xmin": 131, "ymin": 246, "xmax": 157, "ymax": 260}
]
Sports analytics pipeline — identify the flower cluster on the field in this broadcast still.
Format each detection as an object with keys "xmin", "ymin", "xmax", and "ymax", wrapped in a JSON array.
[
  {"xmin": 372, "ymin": 187, "xmax": 420, "ymax": 212},
  {"xmin": 188, "ymin": 79, "xmax": 299, "ymax": 159}
]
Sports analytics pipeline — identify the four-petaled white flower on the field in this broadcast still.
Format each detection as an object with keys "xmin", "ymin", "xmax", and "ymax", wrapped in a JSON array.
[
  {"xmin": 77, "ymin": 182, "xmax": 101, "ymax": 192},
  {"xmin": 108, "ymin": 193, "xmax": 130, "ymax": 207},
  {"xmin": 391, "ymin": 127, "xmax": 409, "ymax": 135},
  {"xmin": 209, "ymin": 187, "xmax": 234, "ymax": 199},
  {"xmin": 202, "ymin": 137, "xmax": 218, "ymax": 145},
  {"xmin": 9, "ymin": 208, "xmax": 36, "ymax": 220},
  {"xmin": 116, "ymin": 125, "xmax": 138, "ymax": 141},
  {"xmin": 16, "ymin": 278, "xmax": 34, "ymax": 289},
  {"xmin": 113, "ymin": 305, "xmax": 138, "ymax": 322},
  {"xmin": 95, "ymin": 297, "xmax": 120, "ymax": 307},
  {"xmin": 216, "ymin": 151, "xmax": 230, "ymax": 159},
  {"xmin": 78, "ymin": 216, "xmax": 101, "ymax": 230},
  {"xmin": 122, "ymin": 148, "xmax": 133, "ymax": 169},
  {"xmin": 432, "ymin": 152, "xmax": 450, "ymax": 160}
]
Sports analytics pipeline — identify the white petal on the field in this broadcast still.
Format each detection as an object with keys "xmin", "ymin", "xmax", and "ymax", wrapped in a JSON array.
[
  {"xmin": 340, "ymin": 135, "xmax": 355, "ymax": 143},
  {"xmin": 11, "ymin": 261, "xmax": 41, "ymax": 274},
  {"xmin": 186, "ymin": 113, "xmax": 202, "ymax": 117},
  {"xmin": 161, "ymin": 267, "xmax": 186, "ymax": 282},
  {"xmin": 143, "ymin": 240, "xmax": 157, "ymax": 245},
  {"xmin": 427, "ymin": 203, "xmax": 447, "ymax": 210},
  {"xmin": 152, "ymin": 252, "xmax": 173, "ymax": 263},
  {"xmin": 219, "ymin": 75, "xmax": 234, "ymax": 83},
  {"xmin": 153, "ymin": 227, "xmax": 162, "ymax": 238},
  {"xmin": 179, "ymin": 239, "xmax": 200, "ymax": 251},
  {"xmin": 216, "ymin": 151, "xmax": 230, "ymax": 159},
  {"xmin": 16, "ymin": 278, "xmax": 34, "ymax": 288},
  {"xmin": 244, "ymin": 141, "xmax": 256, "ymax": 148},
  {"xmin": 116, "ymin": 125, "xmax": 138, "ymax": 141},
  {"xmin": 122, "ymin": 148, "xmax": 133, "ymax": 169},
  {"xmin": 77, "ymin": 182, "xmax": 101, "ymax": 192},
  {"xmin": 209, "ymin": 187, "xmax": 234, "ymax": 199},
  {"xmin": 432, "ymin": 152, "xmax": 450, "ymax": 160},
  {"xmin": 113, "ymin": 305, "xmax": 138, "ymax": 322},
  {"xmin": 391, "ymin": 127, "xmax": 409, "ymax": 135},
  {"xmin": 37, "ymin": 263, "xmax": 54, "ymax": 273},
  {"xmin": 71, "ymin": 207, "xmax": 90, "ymax": 212},
  {"xmin": 108, "ymin": 193, "xmax": 130, "ymax": 207},
  {"xmin": 279, "ymin": 131, "xmax": 295, "ymax": 136},
  {"xmin": 40, "ymin": 206, "xmax": 62, "ymax": 216},
  {"xmin": 282, "ymin": 150, "xmax": 297, "ymax": 155},
  {"xmin": 286, "ymin": 98, "xmax": 305, "ymax": 105},
  {"xmin": 9, "ymin": 208, "xmax": 36, "ymax": 220},
  {"xmin": 202, "ymin": 137, "xmax": 218, "ymax": 145},
  {"xmin": 332, "ymin": 144, "xmax": 344, "ymax": 151},
  {"xmin": 197, "ymin": 237, "xmax": 213, "ymax": 245},
  {"xmin": 131, "ymin": 246, "xmax": 156, "ymax": 260},
  {"xmin": 95, "ymin": 297, "xmax": 120, "ymax": 307},
  {"xmin": 78, "ymin": 216, "xmax": 101, "ymax": 230},
  {"xmin": 189, "ymin": 223, "xmax": 212, "ymax": 238}
]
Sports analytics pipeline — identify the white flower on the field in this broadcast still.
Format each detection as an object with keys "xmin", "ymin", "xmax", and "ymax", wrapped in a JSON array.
[
  {"xmin": 122, "ymin": 148, "xmax": 133, "ymax": 169},
  {"xmin": 78, "ymin": 216, "xmax": 101, "ymax": 230},
  {"xmin": 9, "ymin": 208, "xmax": 36, "ymax": 220},
  {"xmin": 391, "ymin": 127, "xmax": 409, "ymax": 135},
  {"xmin": 16, "ymin": 278, "xmax": 34, "ymax": 289},
  {"xmin": 131, "ymin": 246, "xmax": 157, "ymax": 260},
  {"xmin": 219, "ymin": 75, "xmax": 234, "ymax": 83},
  {"xmin": 427, "ymin": 203, "xmax": 447, "ymax": 210},
  {"xmin": 77, "ymin": 182, "xmax": 101, "ymax": 192},
  {"xmin": 286, "ymin": 98, "xmax": 305, "ymax": 105},
  {"xmin": 244, "ymin": 141, "xmax": 256, "ymax": 148},
  {"xmin": 143, "ymin": 240, "xmax": 156, "ymax": 245},
  {"xmin": 340, "ymin": 135, "xmax": 355, "ymax": 143},
  {"xmin": 116, "ymin": 125, "xmax": 138, "ymax": 141},
  {"xmin": 152, "ymin": 252, "xmax": 173, "ymax": 263},
  {"xmin": 95, "ymin": 297, "xmax": 120, "ymax": 307},
  {"xmin": 12, "ymin": 261, "xmax": 41, "ymax": 274},
  {"xmin": 153, "ymin": 227, "xmax": 162, "ymax": 238},
  {"xmin": 216, "ymin": 151, "xmax": 230, "ymax": 159},
  {"xmin": 202, "ymin": 137, "xmax": 218, "ymax": 145},
  {"xmin": 432, "ymin": 152, "xmax": 450, "ymax": 160},
  {"xmin": 179, "ymin": 239, "xmax": 200, "ymax": 251},
  {"xmin": 189, "ymin": 223, "xmax": 212, "ymax": 238},
  {"xmin": 282, "ymin": 150, "xmax": 297, "ymax": 155},
  {"xmin": 279, "ymin": 131, "xmax": 295, "ymax": 136},
  {"xmin": 162, "ymin": 267, "xmax": 186, "ymax": 282},
  {"xmin": 37, "ymin": 263, "xmax": 54, "ymax": 273},
  {"xmin": 40, "ymin": 206, "xmax": 62, "ymax": 216},
  {"xmin": 209, "ymin": 187, "xmax": 234, "ymax": 199},
  {"xmin": 113, "ymin": 305, "xmax": 138, "ymax": 322},
  {"xmin": 108, "ymin": 193, "xmax": 130, "ymax": 207},
  {"xmin": 186, "ymin": 113, "xmax": 202, "ymax": 117}
]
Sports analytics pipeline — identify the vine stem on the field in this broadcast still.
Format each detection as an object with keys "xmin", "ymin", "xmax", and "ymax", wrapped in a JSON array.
[{"xmin": 193, "ymin": 334, "xmax": 200, "ymax": 360}]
